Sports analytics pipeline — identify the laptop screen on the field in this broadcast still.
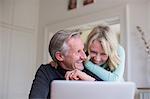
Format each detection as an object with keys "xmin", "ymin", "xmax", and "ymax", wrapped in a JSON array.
[{"xmin": 51, "ymin": 80, "xmax": 136, "ymax": 99}]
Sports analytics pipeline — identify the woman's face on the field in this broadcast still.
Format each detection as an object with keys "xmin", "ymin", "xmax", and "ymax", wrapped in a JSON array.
[{"xmin": 89, "ymin": 40, "xmax": 108, "ymax": 65}]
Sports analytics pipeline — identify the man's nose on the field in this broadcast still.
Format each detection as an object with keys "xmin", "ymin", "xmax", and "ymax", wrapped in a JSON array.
[{"xmin": 80, "ymin": 50, "xmax": 87, "ymax": 60}]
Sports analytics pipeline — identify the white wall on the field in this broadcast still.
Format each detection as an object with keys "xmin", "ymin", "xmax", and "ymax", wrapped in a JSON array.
[
  {"xmin": 126, "ymin": 1, "xmax": 150, "ymax": 87},
  {"xmin": 0, "ymin": 27, "xmax": 2, "ymax": 99},
  {"xmin": 148, "ymin": 1, "xmax": 150, "ymax": 33},
  {"xmin": 0, "ymin": 1, "xmax": 3, "ymax": 98},
  {"xmin": 39, "ymin": 0, "xmax": 125, "ymax": 26},
  {"xmin": 0, "ymin": 0, "xmax": 39, "ymax": 99}
]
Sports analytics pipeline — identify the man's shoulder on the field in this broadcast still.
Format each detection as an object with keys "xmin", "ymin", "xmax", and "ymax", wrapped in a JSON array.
[
  {"xmin": 37, "ymin": 63, "xmax": 56, "ymax": 73},
  {"xmin": 35, "ymin": 64, "xmax": 57, "ymax": 76},
  {"xmin": 39, "ymin": 63, "xmax": 51, "ymax": 69},
  {"xmin": 34, "ymin": 63, "xmax": 62, "ymax": 81}
]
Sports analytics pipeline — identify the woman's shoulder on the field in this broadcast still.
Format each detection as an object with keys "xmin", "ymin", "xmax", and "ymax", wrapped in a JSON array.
[
  {"xmin": 117, "ymin": 45, "xmax": 125, "ymax": 59},
  {"xmin": 118, "ymin": 45, "xmax": 124, "ymax": 50},
  {"xmin": 118, "ymin": 45, "xmax": 125, "ymax": 53}
]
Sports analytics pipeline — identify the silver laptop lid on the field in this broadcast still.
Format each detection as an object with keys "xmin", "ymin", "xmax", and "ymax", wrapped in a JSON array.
[{"xmin": 51, "ymin": 80, "xmax": 136, "ymax": 99}]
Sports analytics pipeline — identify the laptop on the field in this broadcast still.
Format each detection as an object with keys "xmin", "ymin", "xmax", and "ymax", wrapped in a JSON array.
[{"xmin": 51, "ymin": 80, "xmax": 136, "ymax": 99}]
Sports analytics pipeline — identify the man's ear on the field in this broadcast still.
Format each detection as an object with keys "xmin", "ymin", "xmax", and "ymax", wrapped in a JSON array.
[{"xmin": 55, "ymin": 51, "xmax": 64, "ymax": 61}]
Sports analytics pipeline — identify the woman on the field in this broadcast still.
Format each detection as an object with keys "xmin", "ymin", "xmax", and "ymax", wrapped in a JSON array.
[{"xmin": 84, "ymin": 25, "xmax": 125, "ymax": 81}]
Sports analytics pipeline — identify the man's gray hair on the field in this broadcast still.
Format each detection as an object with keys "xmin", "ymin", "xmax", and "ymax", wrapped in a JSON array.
[{"xmin": 49, "ymin": 30, "xmax": 81, "ymax": 62}]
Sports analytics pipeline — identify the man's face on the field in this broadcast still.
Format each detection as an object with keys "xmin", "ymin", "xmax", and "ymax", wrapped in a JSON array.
[{"xmin": 61, "ymin": 36, "xmax": 87, "ymax": 70}]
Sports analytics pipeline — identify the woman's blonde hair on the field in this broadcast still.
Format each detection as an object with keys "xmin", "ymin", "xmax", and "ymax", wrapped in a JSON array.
[{"xmin": 86, "ymin": 25, "xmax": 120, "ymax": 71}]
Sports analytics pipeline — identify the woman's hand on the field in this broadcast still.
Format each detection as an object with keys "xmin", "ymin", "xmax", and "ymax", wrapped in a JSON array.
[{"xmin": 65, "ymin": 69, "xmax": 95, "ymax": 81}]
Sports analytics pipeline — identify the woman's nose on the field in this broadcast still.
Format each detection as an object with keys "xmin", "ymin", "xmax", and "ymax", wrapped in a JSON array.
[{"xmin": 95, "ymin": 54, "xmax": 101, "ymax": 61}]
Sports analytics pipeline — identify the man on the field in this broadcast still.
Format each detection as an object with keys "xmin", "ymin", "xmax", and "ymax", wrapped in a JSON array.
[{"xmin": 29, "ymin": 30, "xmax": 102, "ymax": 99}]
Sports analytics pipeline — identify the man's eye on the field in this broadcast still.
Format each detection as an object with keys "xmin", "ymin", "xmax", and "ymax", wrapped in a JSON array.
[
  {"xmin": 77, "ymin": 50, "xmax": 83, "ymax": 54},
  {"xmin": 78, "ymin": 50, "xmax": 80, "ymax": 53}
]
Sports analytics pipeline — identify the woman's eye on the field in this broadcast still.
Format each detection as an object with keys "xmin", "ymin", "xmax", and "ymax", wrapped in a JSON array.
[
  {"xmin": 101, "ymin": 53, "xmax": 107, "ymax": 56},
  {"xmin": 90, "ymin": 51, "xmax": 97, "ymax": 54}
]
